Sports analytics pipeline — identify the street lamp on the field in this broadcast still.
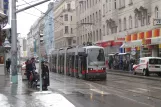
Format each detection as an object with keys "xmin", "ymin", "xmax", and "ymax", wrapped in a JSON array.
[
  {"xmin": 3, "ymin": 37, "xmax": 11, "ymax": 75},
  {"xmin": 3, "ymin": 37, "xmax": 11, "ymax": 50}
]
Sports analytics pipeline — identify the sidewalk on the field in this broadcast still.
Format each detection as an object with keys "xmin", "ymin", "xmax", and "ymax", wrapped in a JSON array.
[
  {"xmin": 107, "ymin": 69, "xmax": 161, "ymax": 81},
  {"xmin": 0, "ymin": 74, "xmax": 75, "ymax": 107}
]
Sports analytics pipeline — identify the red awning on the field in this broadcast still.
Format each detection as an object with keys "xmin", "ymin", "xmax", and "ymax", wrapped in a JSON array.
[{"xmin": 96, "ymin": 41, "xmax": 122, "ymax": 47}]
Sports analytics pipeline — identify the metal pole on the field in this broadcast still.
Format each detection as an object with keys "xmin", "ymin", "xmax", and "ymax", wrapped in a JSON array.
[
  {"xmin": 10, "ymin": 0, "xmax": 50, "ymax": 84},
  {"xmin": 11, "ymin": 0, "xmax": 18, "ymax": 83},
  {"xmin": 38, "ymin": 33, "xmax": 42, "ymax": 91}
]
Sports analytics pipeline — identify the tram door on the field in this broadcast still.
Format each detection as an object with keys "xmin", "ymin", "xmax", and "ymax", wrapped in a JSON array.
[
  {"xmin": 61, "ymin": 54, "xmax": 64, "ymax": 74},
  {"xmin": 78, "ymin": 56, "xmax": 87, "ymax": 79},
  {"xmin": 74, "ymin": 55, "xmax": 79, "ymax": 77},
  {"xmin": 66, "ymin": 55, "xmax": 70, "ymax": 75},
  {"xmin": 53, "ymin": 56, "xmax": 57, "ymax": 72},
  {"xmin": 70, "ymin": 55, "xmax": 75, "ymax": 77},
  {"xmin": 58, "ymin": 56, "xmax": 61, "ymax": 73}
]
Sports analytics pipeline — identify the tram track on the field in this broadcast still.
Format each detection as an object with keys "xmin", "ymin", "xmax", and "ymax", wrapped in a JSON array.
[{"xmin": 50, "ymin": 72, "xmax": 161, "ymax": 102}]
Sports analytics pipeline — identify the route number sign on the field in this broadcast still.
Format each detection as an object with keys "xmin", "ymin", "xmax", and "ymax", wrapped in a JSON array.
[{"xmin": 153, "ymin": 19, "xmax": 161, "ymax": 25}]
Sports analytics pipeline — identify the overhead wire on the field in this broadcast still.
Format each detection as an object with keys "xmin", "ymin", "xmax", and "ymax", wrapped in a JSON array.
[
  {"xmin": 21, "ymin": 0, "xmax": 63, "ymax": 25},
  {"xmin": 17, "ymin": 0, "xmax": 42, "ymax": 7}
]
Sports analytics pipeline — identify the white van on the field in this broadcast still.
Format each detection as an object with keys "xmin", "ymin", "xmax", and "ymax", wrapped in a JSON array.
[{"xmin": 133, "ymin": 57, "xmax": 161, "ymax": 76}]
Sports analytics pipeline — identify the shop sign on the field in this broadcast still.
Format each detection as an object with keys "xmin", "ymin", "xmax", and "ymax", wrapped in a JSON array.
[
  {"xmin": 131, "ymin": 48, "xmax": 136, "ymax": 55},
  {"xmin": 153, "ymin": 19, "xmax": 161, "ymax": 26},
  {"xmin": 115, "ymin": 37, "xmax": 125, "ymax": 42},
  {"xmin": 151, "ymin": 37, "xmax": 161, "ymax": 44}
]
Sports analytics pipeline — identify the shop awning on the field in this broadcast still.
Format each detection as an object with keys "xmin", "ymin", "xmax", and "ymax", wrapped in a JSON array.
[
  {"xmin": 151, "ymin": 37, "xmax": 161, "ymax": 45},
  {"xmin": 120, "ymin": 40, "xmax": 142, "ymax": 48}
]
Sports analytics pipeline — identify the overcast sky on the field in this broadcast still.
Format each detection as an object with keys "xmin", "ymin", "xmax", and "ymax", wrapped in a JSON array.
[{"xmin": 15, "ymin": 0, "xmax": 51, "ymax": 37}]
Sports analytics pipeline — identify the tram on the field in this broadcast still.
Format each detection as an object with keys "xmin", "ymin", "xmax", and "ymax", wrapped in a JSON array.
[{"xmin": 49, "ymin": 45, "xmax": 106, "ymax": 80}]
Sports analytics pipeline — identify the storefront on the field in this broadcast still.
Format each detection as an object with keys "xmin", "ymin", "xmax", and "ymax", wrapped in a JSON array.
[
  {"xmin": 96, "ymin": 40, "xmax": 123, "ymax": 56},
  {"xmin": 121, "ymin": 28, "xmax": 161, "ymax": 60}
]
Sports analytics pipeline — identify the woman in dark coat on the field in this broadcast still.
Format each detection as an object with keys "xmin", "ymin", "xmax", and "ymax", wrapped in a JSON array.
[
  {"xmin": 25, "ymin": 60, "xmax": 30, "ymax": 80},
  {"xmin": 41, "ymin": 61, "xmax": 49, "ymax": 90}
]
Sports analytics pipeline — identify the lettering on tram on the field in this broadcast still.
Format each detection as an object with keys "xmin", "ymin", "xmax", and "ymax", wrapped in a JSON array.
[{"xmin": 49, "ymin": 45, "xmax": 106, "ymax": 80}]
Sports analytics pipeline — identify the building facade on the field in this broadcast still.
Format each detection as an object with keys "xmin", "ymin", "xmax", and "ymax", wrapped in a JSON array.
[
  {"xmin": 54, "ymin": 0, "xmax": 77, "ymax": 49},
  {"xmin": 75, "ymin": 0, "xmax": 103, "ymax": 45},
  {"xmin": 27, "ymin": 15, "xmax": 45, "ymax": 58},
  {"xmin": 44, "ymin": 2, "xmax": 54, "ymax": 55},
  {"xmin": 93, "ymin": 0, "xmax": 161, "ymax": 58}
]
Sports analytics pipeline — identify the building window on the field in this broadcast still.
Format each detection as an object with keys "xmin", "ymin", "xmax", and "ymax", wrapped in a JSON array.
[
  {"xmin": 96, "ymin": 12, "xmax": 98, "ymax": 22},
  {"xmin": 93, "ymin": 31, "xmax": 95, "ymax": 42},
  {"xmin": 65, "ymin": 26, "xmax": 69, "ymax": 34},
  {"xmin": 109, "ymin": 0, "xmax": 111, "ymax": 11},
  {"xmin": 67, "ymin": 3, "xmax": 71, "ymax": 10},
  {"xmin": 87, "ymin": 16, "xmax": 89, "ymax": 22},
  {"xmin": 114, "ymin": 0, "xmax": 117, "ymax": 9},
  {"xmin": 103, "ymin": 25, "xmax": 105, "ymax": 36},
  {"xmin": 147, "ymin": 15, "xmax": 151, "ymax": 25},
  {"xmin": 96, "ymin": 30, "xmax": 99, "ymax": 41},
  {"xmin": 124, "ymin": 17, "xmax": 126, "ymax": 30},
  {"xmin": 103, "ymin": 4, "xmax": 105, "ymax": 16},
  {"xmin": 99, "ymin": 10, "xmax": 101, "ymax": 22},
  {"xmin": 90, "ymin": 15, "xmax": 92, "ymax": 22},
  {"xmin": 71, "ymin": 28, "xmax": 73, "ymax": 34},
  {"xmin": 119, "ymin": 19, "xmax": 121, "ymax": 31},
  {"xmin": 135, "ymin": 14, "xmax": 138, "ymax": 28},
  {"xmin": 155, "ymin": 7, "xmax": 159, "ymax": 18},
  {"xmin": 119, "ymin": 0, "xmax": 125, "ymax": 8},
  {"xmin": 141, "ymin": 12, "xmax": 146, "ymax": 26},
  {"xmin": 93, "ymin": 13, "xmax": 95, "ymax": 23},
  {"xmin": 64, "ymin": 14, "xmax": 68, "ymax": 21},
  {"xmin": 71, "ymin": 16, "xmax": 72, "ymax": 21},
  {"xmin": 106, "ymin": 22, "xmax": 109, "ymax": 35},
  {"xmin": 129, "ymin": 16, "xmax": 132, "ymax": 29},
  {"xmin": 100, "ymin": 29, "xmax": 102, "ymax": 40},
  {"xmin": 129, "ymin": 0, "xmax": 133, "ymax": 5},
  {"xmin": 106, "ymin": 0, "xmax": 108, "ymax": 13}
]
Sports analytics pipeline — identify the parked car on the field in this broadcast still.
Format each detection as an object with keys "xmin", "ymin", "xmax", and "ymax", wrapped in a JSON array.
[{"xmin": 133, "ymin": 57, "xmax": 161, "ymax": 76}]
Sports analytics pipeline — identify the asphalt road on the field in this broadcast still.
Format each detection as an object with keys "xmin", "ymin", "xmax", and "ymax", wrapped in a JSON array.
[{"xmin": 48, "ymin": 72, "xmax": 161, "ymax": 107}]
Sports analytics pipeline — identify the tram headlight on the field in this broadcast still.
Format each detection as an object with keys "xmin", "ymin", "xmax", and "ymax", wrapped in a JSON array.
[
  {"xmin": 102, "ymin": 68, "xmax": 106, "ymax": 70},
  {"xmin": 88, "ymin": 68, "xmax": 93, "ymax": 71}
]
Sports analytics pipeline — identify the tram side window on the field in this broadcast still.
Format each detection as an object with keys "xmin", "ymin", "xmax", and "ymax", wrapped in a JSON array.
[
  {"xmin": 75, "ymin": 55, "xmax": 78, "ymax": 69},
  {"xmin": 82, "ymin": 56, "xmax": 87, "ymax": 70}
]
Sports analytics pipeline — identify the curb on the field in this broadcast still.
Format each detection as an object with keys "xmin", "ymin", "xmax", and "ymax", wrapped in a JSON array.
[{"xmin": 107, "ymin": 71, "xmax": 161, "ymax": 81}]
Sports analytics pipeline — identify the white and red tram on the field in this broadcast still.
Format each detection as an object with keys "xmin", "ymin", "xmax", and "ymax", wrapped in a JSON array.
[{"xmin": 49, "ymin": 45, "xmax": 106, "ymax": 80}]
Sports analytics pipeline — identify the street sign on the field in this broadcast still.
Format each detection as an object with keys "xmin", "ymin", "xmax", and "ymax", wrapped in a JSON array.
[
  {"xmin": 131, "ymin": 48, "xmax": 136, "ymax": 55},
  {"xmin": 153, "ymin": 19, "xmax": 161, "ymax": 25}
]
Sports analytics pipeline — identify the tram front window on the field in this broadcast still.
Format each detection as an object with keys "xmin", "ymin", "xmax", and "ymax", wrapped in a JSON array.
[{"xmin": 88, "ymin": 48, "xmax": 105, "ymax": 66}]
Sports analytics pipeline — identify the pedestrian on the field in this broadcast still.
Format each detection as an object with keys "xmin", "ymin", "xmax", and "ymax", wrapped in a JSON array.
[
  {"xmin": 41, "ymin": 61, "xmax": 49, "ymax": 90},
  {"xmin": 130, "ymin": 57, "xmax": 135, "ymax": 72},
  {"xmin": 31, "ymin": 57, "xmax": 36, "ymax": 73},
  {"xmin": 6, "ymin": 58, "xmax": 11, "ymax": 74},
  {"xmin": 25, "ymin": 59, "xmax": 30, "ymax": 80}
]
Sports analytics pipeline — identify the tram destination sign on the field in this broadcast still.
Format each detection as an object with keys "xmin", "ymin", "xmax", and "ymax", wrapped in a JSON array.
[{"xmin": 153, "ymin": 19, "xmax": 161, "ymax": 25}]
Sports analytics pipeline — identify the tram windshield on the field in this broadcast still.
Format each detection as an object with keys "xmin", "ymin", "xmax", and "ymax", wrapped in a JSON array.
[{"xmin": 87, "ymin": 48, "xmax": 105, "ymax": 66}]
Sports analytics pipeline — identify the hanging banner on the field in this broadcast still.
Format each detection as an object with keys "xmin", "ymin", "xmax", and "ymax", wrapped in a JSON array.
[{"xmin": 3, "ymin": 0, "xmax": 9, "ymax": 15}]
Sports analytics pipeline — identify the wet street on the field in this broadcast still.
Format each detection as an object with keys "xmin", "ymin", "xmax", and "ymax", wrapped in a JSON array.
[
  {"xmin": 49, "ymin": 72, "xmax": 161, "ymax": 107},
  {"xmin": 1, "ymin": 69, "xmax": 161, "ymax": 107}
]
